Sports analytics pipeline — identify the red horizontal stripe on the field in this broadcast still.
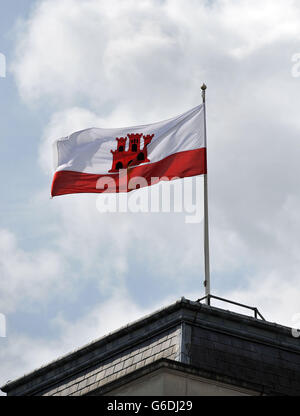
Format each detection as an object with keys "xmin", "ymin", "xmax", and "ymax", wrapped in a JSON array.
[{"xmin": 51, "ymin": 148, "xmax": 207, "ymax": 197}]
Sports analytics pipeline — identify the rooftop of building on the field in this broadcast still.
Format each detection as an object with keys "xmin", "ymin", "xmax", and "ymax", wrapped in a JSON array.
[{"xmin": 2, "ymin": 297, "xmax": 300, "ymax": 396}]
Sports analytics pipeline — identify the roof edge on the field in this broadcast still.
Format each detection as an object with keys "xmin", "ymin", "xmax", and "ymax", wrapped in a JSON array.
[
  {"xmin": 1, "ymin": 297, "xmax": 295, "ymax": 394},
  {"xmin": 88, "ymin": 358, "xmax": 275, "ymax": 396}
]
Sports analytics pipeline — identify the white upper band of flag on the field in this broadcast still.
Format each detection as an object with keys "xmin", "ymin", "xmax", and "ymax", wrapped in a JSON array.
[{"xmin": 51, "ymin": 105, "xmax": 206, "ymax": 196}]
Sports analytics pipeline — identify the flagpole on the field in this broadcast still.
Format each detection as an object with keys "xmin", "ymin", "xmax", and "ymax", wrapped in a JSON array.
[{"xmin": 201, "ymin": 83, "xmax": 211, "ymax": 306}]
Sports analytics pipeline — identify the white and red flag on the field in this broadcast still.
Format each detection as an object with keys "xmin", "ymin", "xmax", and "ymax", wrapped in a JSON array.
[{"xmin": 51, "ymin": 105, "xmax": 206, "ymax": 197}]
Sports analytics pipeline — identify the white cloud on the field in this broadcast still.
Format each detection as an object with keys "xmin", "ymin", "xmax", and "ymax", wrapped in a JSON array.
[
  {"xmin": 13, "ymin": 0, "xmax": 196, "ymax": 115},
  {"xmin": 0, "ymin": 228, "xmax": 67, "ymax": 313},
  {"xmin": 0, "ymin": 288, "xmax": 161, "ymax": 391},
  {"xmin": 12, "ymin": 0, "xmax": 300, "ymax": 322},
  {"xmin": 4, "ymin": 0, "xmax": 300, "ymax": 392}
]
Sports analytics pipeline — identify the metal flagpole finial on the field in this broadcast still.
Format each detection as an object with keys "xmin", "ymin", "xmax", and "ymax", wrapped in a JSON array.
[{"xmin": 201, "ymin": 83, "xmax": 207, "ymax": 103}]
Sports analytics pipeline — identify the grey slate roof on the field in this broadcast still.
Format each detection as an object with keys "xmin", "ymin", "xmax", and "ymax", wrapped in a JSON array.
[{"xmin": 2, "ymin": 297, "xmax": 300, "ymax": 396}]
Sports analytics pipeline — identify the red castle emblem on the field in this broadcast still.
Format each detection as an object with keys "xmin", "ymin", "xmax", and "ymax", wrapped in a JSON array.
[{"xmin": 109, "ymin": 133, "xmax": 154, "ymax": 173}]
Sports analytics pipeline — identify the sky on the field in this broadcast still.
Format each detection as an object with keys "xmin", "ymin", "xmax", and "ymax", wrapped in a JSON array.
[{"xmin": 1, "ymin": 0, "xmax": 300, "ymax": 391}]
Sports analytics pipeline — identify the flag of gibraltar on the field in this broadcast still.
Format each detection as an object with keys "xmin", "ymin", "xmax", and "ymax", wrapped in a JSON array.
[{"xmin": 51, "ymin": 105, "xmax": 206, "ymax": 197}]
